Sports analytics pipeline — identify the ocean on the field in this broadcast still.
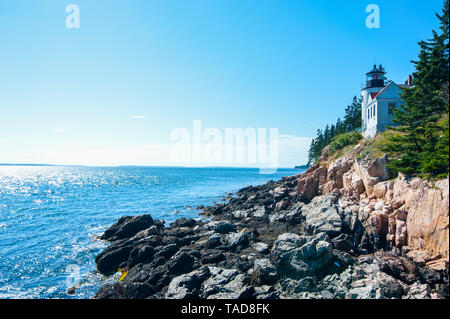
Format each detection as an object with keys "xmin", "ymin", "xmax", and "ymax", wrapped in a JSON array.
[{"xmin": 0, "ymin": 166, "xmax": 300, "ymax": 299}]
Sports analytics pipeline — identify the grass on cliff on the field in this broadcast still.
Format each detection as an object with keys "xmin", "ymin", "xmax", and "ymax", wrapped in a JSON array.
[
  {"xmin": 327, "ymin": 131, "xmax": 363, "ymax": 160},
  {"xmin": 356, "ymin": 131, "xmax": 397, "ymax": 161}
]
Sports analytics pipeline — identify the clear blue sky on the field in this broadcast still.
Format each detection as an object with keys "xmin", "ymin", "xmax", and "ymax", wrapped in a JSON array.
[{"xmin": 0, "ymin": 0, "xmax": 444, "ymax": 167}]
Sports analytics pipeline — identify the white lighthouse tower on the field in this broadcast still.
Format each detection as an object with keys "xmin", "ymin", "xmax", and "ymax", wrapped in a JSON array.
[{"xmin": 361, "ymin": 65, "xmax": 386, "ymax": 138}]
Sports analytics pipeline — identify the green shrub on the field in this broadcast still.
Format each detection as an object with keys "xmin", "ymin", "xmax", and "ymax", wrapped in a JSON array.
[{"xmin": 329, "ymin": 131, "xmax": 363, "ymax": 153}]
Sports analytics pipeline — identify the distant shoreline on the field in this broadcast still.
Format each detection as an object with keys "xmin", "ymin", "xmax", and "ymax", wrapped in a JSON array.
[{"xmin": 0, "ymin": 164, "xmax": 84, "ymax": 167}]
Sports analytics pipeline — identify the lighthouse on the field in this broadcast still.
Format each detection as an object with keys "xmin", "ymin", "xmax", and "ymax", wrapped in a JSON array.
[{"xmin": 361, "ymin": 65, "xmax": 409, "ymax": 139}]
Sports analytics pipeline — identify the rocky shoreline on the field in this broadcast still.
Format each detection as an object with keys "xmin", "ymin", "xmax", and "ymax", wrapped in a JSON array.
[{"xmin": 93, "ymin": 146, "xmax": 449, "ymax": 299}]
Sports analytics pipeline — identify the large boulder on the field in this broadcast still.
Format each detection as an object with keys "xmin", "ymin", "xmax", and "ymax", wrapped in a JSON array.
[
  {"xmin": 354, "ymin": 155, "xmax": 390, "ymax": 195},
  {"xmin": 95, "ymin": 243, "xmax": 134, "ymax": 275},
  {"xmin": 296, "ymin": 165, "xmax": 327, "ymax": 202},
  {"xmin": 301, "ymin": 193, "xmax": 342, "ymax": 236},
  {"xmin": 100, "ymin": 215, "xmax": 155, "ymax": 241},
  {"xmin": 393, "ymin": 176, "xmax": 449, "ymax": 260},
  {"xmin": 270, "ymin": 233, "xmax": 333, "ymax": 279}
]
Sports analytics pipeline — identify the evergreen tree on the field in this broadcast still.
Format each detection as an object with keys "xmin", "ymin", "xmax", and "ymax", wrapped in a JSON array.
[
  {"xmin": 307, "ymin": 96, "xmax": 363, "ymax": 164},
  {"xmin": 343, "ymin": 96, "xmax": 362, "ymax": 131},
  {"xmin": 384, "ymin": 0, "xmax": 449, "ymax": 178}
]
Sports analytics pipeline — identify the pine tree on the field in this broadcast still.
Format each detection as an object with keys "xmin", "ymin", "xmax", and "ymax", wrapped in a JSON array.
[
  {"xmin": 343, "ymin": 96, "xmax": 362, "ymax": 131},
  {"xmin": 384, "ymin": 0, "xmax": 449, "ymax": 178},
  {"xmin": 306, "ymin": 96, "xmax": 362, "ymax": 164}
]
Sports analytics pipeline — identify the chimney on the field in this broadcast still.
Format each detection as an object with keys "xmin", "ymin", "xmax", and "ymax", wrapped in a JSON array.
[{"xmin": 407, "ymin": 75, "xmax": 412, "ymax": 86}]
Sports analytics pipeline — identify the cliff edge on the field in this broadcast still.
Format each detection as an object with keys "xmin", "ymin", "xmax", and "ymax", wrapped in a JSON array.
[{"xmin": 91, "ymin": 141, "xmax": 449, "ymax": 299}]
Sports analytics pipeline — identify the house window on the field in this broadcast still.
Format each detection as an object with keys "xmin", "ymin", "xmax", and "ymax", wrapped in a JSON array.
[
  {"xmin": 373, "ymin": 105, "xmax": 376, "ymax": 117},
  {"xmin": 388, "ymin": 103, "xmax": 396, "ymax": 115}
]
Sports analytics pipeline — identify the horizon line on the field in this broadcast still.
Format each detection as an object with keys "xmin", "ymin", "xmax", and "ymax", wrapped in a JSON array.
[{"xmin": 0, "ymin": 163, "xmax": 306, "ymax": 169}]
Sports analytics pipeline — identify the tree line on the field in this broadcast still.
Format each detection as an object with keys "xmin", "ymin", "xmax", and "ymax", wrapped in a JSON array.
[{"xmin": 307, "ymin": 96, "xmax": 362, "ymax": 164}]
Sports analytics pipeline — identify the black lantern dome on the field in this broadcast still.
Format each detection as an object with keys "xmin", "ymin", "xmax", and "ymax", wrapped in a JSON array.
[{"xmin": 364, "ymin": 64, "xmax": 386, "ymax": 89}]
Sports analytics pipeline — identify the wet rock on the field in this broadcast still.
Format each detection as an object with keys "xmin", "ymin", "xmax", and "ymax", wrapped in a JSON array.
[
  {"xmin": 94, "ymin": 281, "xmax": 155, "ymax": 299},
  {"xmin": 120, "ymin": 282, "xmax": 155, "ymax": 299},
  {"xmin": 95, "ymin": 283, "xmax": 122, "ymax": 299},
  {"xmin": 66, "ymin": 287, "xmax": 76, "ymax": 295},
  {"xmin": 95, "ymin": 244, "xmax": 134, "ymax": 275},
  {"xmin": 133, "ymin": 225, "xmax": 160, "ymax": 239},
  {"xmin": 100, "ymin": 215, "xmax": 154, "ymax": 241}
]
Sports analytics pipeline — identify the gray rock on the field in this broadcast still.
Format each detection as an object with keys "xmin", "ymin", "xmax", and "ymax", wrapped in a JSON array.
[
  {"xmin": 225, "ymin": 229, "xmax": 251, "ymax": 248},
  {"xmin": 206, "ymin": 221, "xmax": 236, "ymax": 234},
  {"xmin": 200, "ymin": 267, "xmax": 249, "ymax": 299},
  {"xmin": 201, "ymin": 249, "xmax": 225, "ymax": 264},
  {"xmin": 250, "ymin": 258, "xmax": 277, "ymax": 286},
  {"xmin": 252, "ymin": 242, "xmax": 270, "ymax": 254},
  {"xmin": 270, "ymin": 233, "xmax": 333, "ymax": 279},
  {"xmin": 165, "ymin": 266, "xmax": 211, "ymax": 299},
  {"xmin": 231, "ymin": 210, "xmax": 250, "ymax": 219},
  {"xmin": 206, "ymin": 233, "xmax": 222, "ymax": 249},
  {"xmin": 167, "ymin": 251, "xmax": 196, "ymax": 275},
  {"xmin": 403, "ymin": 282, "xmax": 433, "ymax": 299},
  {"xmin": 302, "ymin": 194, "xmax": 342, "ymax": 236},
  {"xmin": 346, "ymin": 262, "xmax": 407, "ymax": 299},
  {"xmin": 279, "ymin": 276, "xmax": 316, "ymax": 294},
  {"xmin": 100, "ymin": 215, "xmax": 154, "ymax": 241},
  {"xmin": 253, "ymin": 206, "xmax": 268, "ymax": 219}
]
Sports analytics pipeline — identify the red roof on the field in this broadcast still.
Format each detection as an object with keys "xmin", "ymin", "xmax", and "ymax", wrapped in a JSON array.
[
  {"xmin": 369, "ymin": 82, "xmax": 400, "ymax": 100},
  {"xmin": 369, "ymin": 92, "xmax": 379, "ymax": 99}
]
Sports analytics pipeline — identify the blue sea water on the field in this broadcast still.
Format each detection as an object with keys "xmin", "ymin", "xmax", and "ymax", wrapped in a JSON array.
[{"xmin": 0, "ymin": 166, "xmax": 300, "ymax": 299}]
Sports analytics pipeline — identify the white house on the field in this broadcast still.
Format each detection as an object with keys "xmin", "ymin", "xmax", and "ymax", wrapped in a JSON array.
[{"xmin": 361, "ymin": 65, "xmax": 411, "ymax": 139}]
